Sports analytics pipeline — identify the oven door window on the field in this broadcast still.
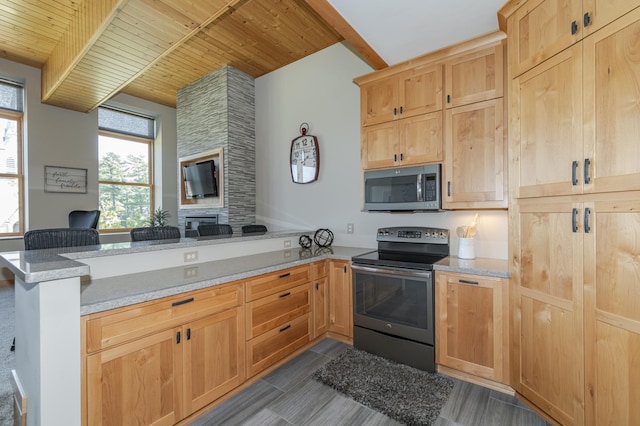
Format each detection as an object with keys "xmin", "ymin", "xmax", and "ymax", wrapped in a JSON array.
[{"xmin": 353, "ymin": 267, "xmax": 434, "ymax": 344}]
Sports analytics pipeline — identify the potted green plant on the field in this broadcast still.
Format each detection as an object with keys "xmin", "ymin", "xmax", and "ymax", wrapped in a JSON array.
[{"xmin": 148, "ymin": 207, "xmax": 170, "ymax": 227}]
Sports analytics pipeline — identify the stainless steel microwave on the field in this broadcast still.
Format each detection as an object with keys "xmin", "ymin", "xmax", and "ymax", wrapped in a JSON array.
[{"xmin": 363, "ymin": 164, "xmax": 442, "ymax": 211}]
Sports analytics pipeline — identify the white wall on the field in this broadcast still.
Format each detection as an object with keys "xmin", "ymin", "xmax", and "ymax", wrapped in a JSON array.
[
  {"xmin": 0, "ymin": 59, "xmax": 177, "ymax": 253},
  {"xmin": 255, "ymin": 42, "xmax": 508, "ymax": 259}
]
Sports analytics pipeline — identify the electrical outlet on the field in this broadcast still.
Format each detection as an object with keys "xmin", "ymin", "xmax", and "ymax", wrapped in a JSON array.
[
  {"xmin": 183, "ymin": 266, "xmax": 199, "ymax": 278},
  {"xmin": 284, "ymin": 240, "xmax": 291, "ymax": 248},
  {"xmin": 183, "ymin": 251, "xmax": 199, "ymax": 262},
  {"xmin": 284, "ymin": 250, "xmax": 291, "ymax": 258},
  {"xmin": 347, "ymin": 223, "xmax": 354, "ymax": 234}
]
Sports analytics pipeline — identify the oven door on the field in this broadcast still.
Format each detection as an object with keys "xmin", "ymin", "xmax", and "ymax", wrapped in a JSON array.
[{"xmin": 351, "ymin": 264, "xmax": 434, "ymax": 345}]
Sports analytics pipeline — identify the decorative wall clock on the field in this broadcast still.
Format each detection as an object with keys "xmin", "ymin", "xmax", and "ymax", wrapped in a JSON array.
[{"xmin": 290, "ymin": 122, "xmax": 319, "ymax": 184}]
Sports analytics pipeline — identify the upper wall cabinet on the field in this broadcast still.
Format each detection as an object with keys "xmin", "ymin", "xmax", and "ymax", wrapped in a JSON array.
[
  {"xmin": 361, "ymin": 111, "xmax": 443, "ymax": 170},
  {"xmin": 512, "ymin": 9, "xmax": 640, "ymax": 199},
  {"xmin": 507, "ymin": 0, "xmax": 640, "ymax": 78},
  {"xmin": 359, "ymin": 64, "xmax": 443, "ymax": 127},
  {"xmin": 444, "ymin": 44, "xmax": 504, "ymax": 108}
]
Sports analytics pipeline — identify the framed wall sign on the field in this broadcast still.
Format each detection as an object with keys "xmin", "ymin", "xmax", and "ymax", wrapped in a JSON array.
[{"xmin": 44, "ymin": 166, "xmax": 88, "ymax": 194}]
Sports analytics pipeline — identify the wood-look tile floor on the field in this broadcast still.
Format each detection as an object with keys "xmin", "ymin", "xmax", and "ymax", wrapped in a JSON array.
[{"xmin": 190, "ymin": 339, "xmax": 550, "ymax": 426}]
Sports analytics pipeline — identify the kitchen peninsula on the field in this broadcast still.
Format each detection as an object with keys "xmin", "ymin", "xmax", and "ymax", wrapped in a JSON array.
[{"xmin": 1, "ymin": 231, "xmax": 368, "ymax": 426}]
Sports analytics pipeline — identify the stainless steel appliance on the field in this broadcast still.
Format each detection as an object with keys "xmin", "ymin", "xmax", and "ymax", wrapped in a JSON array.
[
  {"xmin": 363, "ymin": 164, "xmax": 442, "ymax": 211},
  {"xmin": 351, "ymin": 226, "xmax": 449, "ymax": 372}
]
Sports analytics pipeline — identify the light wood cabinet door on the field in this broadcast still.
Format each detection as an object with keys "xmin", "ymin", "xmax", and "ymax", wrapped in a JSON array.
[
  {"xmin": 583, "ymin": 193, "xmax": 640, "ymax": 426},
  {"xmin": 583, "ymin": 8, "xmax": 640, "ymax": 194},
  {"xmin": 312, "ymin": 277, "xmax": 329, "ymax": 338},
  {"xmin": 328, "ymin": 260, "xmax": 352, "ymax": 338},
  {"xmin": 361, "ymin": 121, "xmax": 398, "ymax": 169},
  {"xmin": 507, "ymin": 0, "xmax": 582, "ymax": 77},
  {"xmin": 397, "ymin": 64, "xmax": 443, "ymax": 119},
  {"xmin": 512, "ymin": 43, "xmax": 583, "ymax": 199},
  {"xmin": 183, "ymin": 307, "xmax": 245, "ymax": 414},
  {"xmin": 435, "ymin": 272, "xmax": 508, "ymax": 383},
  {"xmin": 513, "ymin": 196, "xmax": 584, "ymax": 426},
  {"xmin": 399, "ymin": 111, "xmax": 443, "ymax": 165},
  {"xmin": 360, "ymin": 75, "xmax": 399, "ymax": 127},
  {"xmin": 443, "ymin": 99, "xmax": 505, "ymax": 209},
  {"xmin": 86, "ymin": 328, "xmax": 183, "ymax": 426},
  {"xmin": 445, "ymin": 44, "xmax": 504, "ymax": 108},
  {"xmin": 360, "ymin": 64, "xmax": 442, "ymax": 127}
]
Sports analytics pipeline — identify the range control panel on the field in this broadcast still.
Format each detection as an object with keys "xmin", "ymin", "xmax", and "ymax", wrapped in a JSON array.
[{"xmin": 376, "ymin": 226, "xmax": 449, "ymax": 244}]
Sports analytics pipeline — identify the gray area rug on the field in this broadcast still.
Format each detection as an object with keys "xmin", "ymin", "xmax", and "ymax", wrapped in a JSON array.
[
  {"xmin": 0, "ymin": 284, "xmax": 15, "ymax": 425},
  {"xmin": 312, "ymin": 347, "xmax": 454, "ymax": 426}
]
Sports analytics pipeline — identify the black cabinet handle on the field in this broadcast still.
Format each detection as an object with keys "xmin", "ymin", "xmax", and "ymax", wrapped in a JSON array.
[
  {"xmin": 584, "ymin": 207, "xmax": 591, "ymax": 233},
  {"xmin": 279, "ymin": 324, "xmax": 291, "ymax": 333},
  {"xmin": 393, "ymin": 107, "xmax": 397, "ymax": 116},
  {"xmin": 447, "ymin": 181, "xmax": 451, "ymax": 197},
  {"xmin": 572, "ymin": 160, "xmax": 578, "ymax": 185},
  {"xmin": 584, "ymin": 12, "xmax": 591, "ymax": 27},
  {"xmin": 399, "ymin": 106, "xmax": 403, "ymax": 114},
  {"xmin": 571, "ymin": 20, "xmax": 578, "ymax": 35},
  {"xmin": 176, "ymin": 331, "xmax": 181, "ymax": 344},
  {"xmin": 572, "ymin": 208, "xmax": 579, "ymax": 232},
  {"xmin": 400, "ymin": 153, "xmax": 403, "ymax": 161},
  {"xmin": 447, "ymin": 94, "xmax": 451, "ymax": 104},
  {"xmin": 187, "ymin": 328, "xmax": 191, "ymax": 340},
  {"xmin": 279, "ymin": 292, "xmax": 291, "ymax": 298},
  {"xmin": 343, "ymin": 265, "xmax": 347, "ymax": 273},
  {"xmin": 172, "ymin": 297, "xmax": 194, "ymax": 307},
  {"xmin": 315, "ymin": 282, "xmax": 319, "ymax": 290},
  {"xmin": 584, "ymin": 158, "xmax": 591, "ymax": 184},
  {"xmin": 394, "ymin": 154, "xmax": 397, "ymax": 162},
  {"xmin": 459, "ymin": 279, "xmax": 479, "ymax": 285},
  {"xmin": 278, "ymin": 272, "xmax": 290, "ymax": 279}
]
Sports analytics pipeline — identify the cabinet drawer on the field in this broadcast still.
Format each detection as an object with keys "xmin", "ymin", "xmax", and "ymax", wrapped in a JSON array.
[
  {"xmin": 85, "ymin": 282, "xmax": 243, "ymax": 353},
  {"xmin": 246, "ymin": 283, "xmax": 311, "ymax": 340},
  {"xmin": 246, "ymin": 313, "xmax": 311, "ymax": 377},
  {"xmin": 245, "ymin": 265, "xmax": 310, "ymax": 302}
]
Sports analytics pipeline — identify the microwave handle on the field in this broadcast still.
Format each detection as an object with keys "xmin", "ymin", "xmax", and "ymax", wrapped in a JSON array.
[{"xmin": 417, "ymin": 174, "xmax": 423, "ymax": 201}]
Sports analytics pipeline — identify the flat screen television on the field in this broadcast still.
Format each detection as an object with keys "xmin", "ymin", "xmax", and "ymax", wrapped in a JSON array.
[{"xmin": 183, "ymin": 160, "xmax": 218, "ymax": 198}]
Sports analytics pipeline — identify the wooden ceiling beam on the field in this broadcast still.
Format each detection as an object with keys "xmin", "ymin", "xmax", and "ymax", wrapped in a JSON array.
[{"xmin": 303, "ymin": 0, "xmax": 387, "ymax": 70}]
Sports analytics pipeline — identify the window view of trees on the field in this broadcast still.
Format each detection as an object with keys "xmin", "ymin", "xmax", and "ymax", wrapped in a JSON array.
[
  {"xmin": 0, "ymin": 115, "xmax": 21, "ymax": 235},
  {"xmin": 98, "ymin": 133, "xmax": 152, "ymax": 230}
]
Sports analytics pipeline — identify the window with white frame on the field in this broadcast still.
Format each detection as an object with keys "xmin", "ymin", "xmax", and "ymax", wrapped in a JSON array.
[
  {"xmin": 98, "ymin": 106, "xmax": 155, "ymax": 231},
  {"xmin": 0, "ymin": 79, "xmax": 24, "ymax": 236}
]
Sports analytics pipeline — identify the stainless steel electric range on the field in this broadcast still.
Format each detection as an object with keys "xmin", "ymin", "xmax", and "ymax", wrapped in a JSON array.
[{"xmin": 351, "ymin": 226, "xmax": 450, "ymax": 372}]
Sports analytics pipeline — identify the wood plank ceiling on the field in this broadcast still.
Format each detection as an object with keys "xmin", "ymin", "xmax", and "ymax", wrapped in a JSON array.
[{"xmin": 0, "ymin": 0, "xmax": 386, "ymax": 112}]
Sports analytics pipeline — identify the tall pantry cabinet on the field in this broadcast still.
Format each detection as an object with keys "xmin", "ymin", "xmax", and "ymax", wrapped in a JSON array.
[{"xmin": 500, "ymin": 1, "xmax": 640, "ymax": 425}]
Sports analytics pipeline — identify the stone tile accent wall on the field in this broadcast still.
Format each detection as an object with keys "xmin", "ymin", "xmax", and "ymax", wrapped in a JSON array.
[{"xmin": 176, "ymin": 66, "xmax": 255, "ymax": 235}]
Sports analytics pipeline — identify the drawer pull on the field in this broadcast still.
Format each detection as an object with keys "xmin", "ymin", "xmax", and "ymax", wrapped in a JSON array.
[
  {"xmin": 172, "ymin": 297, "xmax": 194, "ymax": 307},
  {"xmin": 458, "ymin": 279, "xmax": 479, "ymax": 285},
  {"xmin": 176, "ymin": 331, "xmax": 181, "ymax": 344},
  {"xmin": 279, "ymin": 272, "xmax": 291, "ymax": 279},
  {"xmin": 279, "ymin": 292, "xmax": 291, "ymax": 298},
  {"xmin": 279, "ymin": 324, "xmax": 291, "ymax": 333}
]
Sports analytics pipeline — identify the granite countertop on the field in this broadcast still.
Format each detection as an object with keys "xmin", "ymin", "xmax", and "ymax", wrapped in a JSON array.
[
  {"xmin": 433, "ymin": 256, "xmax": 510, "ymax": 279},
  {"xmin": 81, "ymin": 246, "xmax": 370, "ymax": 315},
  {"xmin": 0, "ymin": 229, "xmax": 311, "ymax": 283}
]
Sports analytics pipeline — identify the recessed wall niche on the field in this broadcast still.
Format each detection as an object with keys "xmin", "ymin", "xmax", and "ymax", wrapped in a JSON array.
[{"xmin": 179, "ymin": 148, "xmax": 224, "ymax": 209}]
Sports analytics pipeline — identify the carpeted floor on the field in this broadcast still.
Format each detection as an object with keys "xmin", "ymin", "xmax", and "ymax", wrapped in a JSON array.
[
  {"xmin": 0, "ymin": 283, "xmax": 15, "ymax": 425},
  {"xmin": 312, "ymin": 347, "xmax": 454, "ymax": 426}
]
